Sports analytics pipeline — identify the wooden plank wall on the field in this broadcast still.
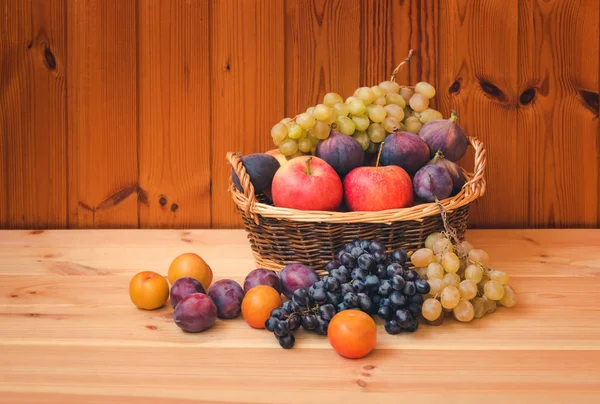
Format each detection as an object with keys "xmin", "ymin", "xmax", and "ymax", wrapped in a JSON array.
[{"xmin": 0, "ymin": 0, "xmax": 598, "ymax": 230}]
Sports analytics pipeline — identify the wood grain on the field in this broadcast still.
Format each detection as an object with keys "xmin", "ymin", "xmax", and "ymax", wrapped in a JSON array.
[
  {"xmin": 210, "ymin": 0, "xmax": 285, "ymax": 228},
  {"xmin": 0, "ymin": 229, "xmax": 599, "ymax": 402},
  {"xmin": 67, "ymin": 0, "xmax": 138, "ymax": 228},
  {"xmin": 137, "ymin": 0, "xmax": 212, "ymax": 229},
  {"xmin": 518, "ymin": 0, "xmax": 599, "ymax": 228},
  {"xmin": 285, "ymin": 0, "xmax": 361, "ymax": 115},
  {"xmin": 0, "ymin": 0, "xmax": 67, "ymax": 229}
]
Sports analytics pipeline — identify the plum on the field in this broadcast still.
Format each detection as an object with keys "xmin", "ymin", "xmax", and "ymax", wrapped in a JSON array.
[
  {"xmin": 231, "ymin": 153, "xmax": 281, "ymax": 193},
  {"xmin": 170, "ymin": 277, "xmax": 206, "ymax": 308},
  {"xmin": 380, "ymin": 132, "xmax": 430, "ymax": 176},
  {"xmin": 279, "ymin": 263, "xmax": 320, "ymax": 299},
  {"xmin": 243, "ymin": 268, "xmax": 282, "ymax": 293},
  {"xmin": 173, "ymin": 293, "xmax": 217, "ymax": 333},
  {"xmin": 413, "ymin": 165, "xmax": 453, "ymax": 202},
  {"xmin": 427, "ymin": 151, "xmax": 466, "ymax": 194},
  {"xmin": 315, "ymin": 130, "xmax": 365, "ymax": 177},
  {"xmin": 419, "ymin": 112, "xmax": 468, "ymax": 162},
  {"xmin": 208, "ymin": 279, "xmax": 245, "ymax": 319}
]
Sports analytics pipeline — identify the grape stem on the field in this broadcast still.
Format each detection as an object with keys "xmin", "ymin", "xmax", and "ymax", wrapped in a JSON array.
[
  {"xmin": 390, "ymin": 49, "xmax": 415, "ymax": 82},
  {"xmin": 375, "ymin": 142, "xmax": 385, "ymax": 167}
]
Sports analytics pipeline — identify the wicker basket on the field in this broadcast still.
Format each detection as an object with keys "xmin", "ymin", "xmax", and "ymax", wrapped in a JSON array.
[{"xmin": 226, "ymin": 137, "xmax": 486, "ymax": 274}]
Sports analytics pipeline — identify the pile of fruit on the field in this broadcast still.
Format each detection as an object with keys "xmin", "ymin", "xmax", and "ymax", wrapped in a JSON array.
[
  {"xmin": 233, "ymin": 68, "xmax": 470, "ymax": 212},
  {"xmin": 129, "ymin": 226, "xmax": 516, "ymax": 359}
]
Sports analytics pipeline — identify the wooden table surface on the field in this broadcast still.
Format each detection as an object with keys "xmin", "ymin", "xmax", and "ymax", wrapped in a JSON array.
[{"xmin": 1, "ymin": 229, "xmax": 599, "ymax": 403}]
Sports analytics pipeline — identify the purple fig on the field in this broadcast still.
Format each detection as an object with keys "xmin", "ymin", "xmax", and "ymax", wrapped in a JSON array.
[
  {"xmin": 427, "ymin": 151, "xmax": 466, "ymax": 194},
  {"xmin": 419, "ymin": 112, "xmax": 468, "ymax": 162},
  {"xmin": 316, "ymin": 130, "xmax": 365, "ymax": 177},
  {"xmin": 413, "ymin": 165, "xmax": 453, "ymax": 202},
  {"xmin": 380, "ymin": 131, "xmax": 430, "ymax": 176}
]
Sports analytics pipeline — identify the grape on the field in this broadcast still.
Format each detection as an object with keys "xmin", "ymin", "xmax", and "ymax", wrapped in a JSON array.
[
  {"xmin": 465, "ymin": 264, "xmax": 483, "ymax": 283},
  {"xmin": 415, "ymin": 82, "xmax": 436, "ymax": 99},
  {"xmin": 427, "ymin": 262, "xmax": 444, "ymax": 279},
  {"xmin": 418, "ymin": 108, "xmax": 443, "ymax": 124},
  {"xmin": 458, "ymin": 280, "xmax": 477, "ymax": 300},
  {"xmin": 399, "ymin": 87, "xmax": 414, "ymax": 103},
  {"xmin": 271, "ymin": 123, "xmax": 288, "ymax": 144},
  {"xmin": 484, "ymin": 280, "xmax": 504, "ymax": 300},
  {"xmin": 490, "ymin": 270, "xmax": 509, "ymax": 285},
  {"xmin": 324, "ymin": 92, "xmax": 343, "ymax": 107},
  {"xmin": 415, "ymin": 266, "xmax": 428, "ymax": 280},
  {"xmin": 383, "ymin": 104, "xmax": 404, "ymax": 122},
  {"xmin": 274, "ymin": 320, "xmax": 290, "ymax": 337},
  {"xmin": 292, "ymin": 288, "xmax": 310, "ymax": 306},
  {"xmin": 332, "ymin": 102, "xmax": 350, "ymax": 117},
  {"xmin": 310, "ymin": 104, "xmax": 331, "ymax": 122},
  {"xmin": 351, "ymin": 114, "xmax": 370, "ymax": 131},
  {"xmin": 345, "ymin": 96, "xmax": 357, "ymax": 104},
  {"xmin": 296, "ymin": 113, "xmax": 316, "ymax": 130},
  {"xmin": 421, "ymin": 298, "xmax": 442, "ymax": 321},
  {"xmin": 441, "ymin": 252, "xmax": 460, "ymax": 274},
  {"xmin": 278, "ymin": 333, "xmax": 295, "ymax": 349},
  {"xmin": 403, "ymin": 270, "xmax": 418, "ymax": 282},
  {"xmin": 442, "ymin": 273, "xmax": 461, "ymax": 288},
  {"xmin": 287, "ymin": 123, "xmax": 303, "ymax": 140},
  {"xmin": 298, "ymin": 137, "xmax": 312, "ymax": 153},
  {"xmin": 279, "ymin": 139, "xmax": 299, "ymax": 156},
  {"xmin": 325, "ymin": 276, "xmax": 340, "ymax": 292},
  {"xmin": 363, "ymin": 123, "xmax": 384, "ymax": 143},
  {"xmin": 391, "ymin": 248, "xmax": 408, "ymax": 264},
  {"xmin": 453, "ymin": 299, "xmax": 474, "ymax": 322},
  {"xmin": 385, "ymin": 320, "xmax": 403, "ymax": 335},
  {"xmin": 409, "ymin": 94, "xmax": 429, "ymax": 112},
  {"xmin": 265, "ymin": 317, "xmax": 278, "ymax": 331},
  {"xmin": 280, "ymin": 117, "xmax": 293, "ymax": 125},
  {"xmin": 440, "ymin": 286, "xmax": 460, "ymax": 309},
  {"xmin": 355, "ymin": 87, "xmax": 376, "ymax": 104},
  {"xmin": 371, "ymin": 86, "xmax": 386, "ymax": 98},
  {"xmin": 308, "ymin": 134, "xmax": 320, "ymax": 147},
  {"xmin": 472, "ymin": 297, "xmax": 487, "ymax": 319},
  {"xmin": 415, "ymin": 279, "xmax": 430, "ymax": 294},
  {"xmin": 427, "ymin": 278, "xmax": 443, "ymax": 296},
  {"xmin": 499, "ymin": 285, "xmax": 517, "ymax": 307},
  {"xmin": 336, "ymin": 116, "xmax": 356, "ymax": 135},
  {"xmin": 483, "ymin": 295, "xmax": 497, "ymax": 314},
  {"xmin": 270, "ymin": 307, "xmax": 286, "ymax": 320},
  {"xmin": 379, "ymin": 80, "xmax": 401, "ymax": 94},
  {"xmin": 469, "ymin": 249, "xmax": 489, "ymax": 265},
  {"xmin": 365, "ymin": 141, "xmax": 378, "ymax": 153},
  {"xmin": 391, "ymin": 275, "xmax": 406, "ymax": 291},
  {"xmin": 389, "ymin": 290, "xmax": 406, "ymax": 307},
  {"xmin": 358, "ymin": 293, "xmax": 373, "ymax": 311},
  {"xmin": 384, "ymin": 93, "xmax": 406, "ymax": 109},
  {"xmin": 404, "ymin": 116, "xmax": 422, "ymax": 133},
  {"xmin": 459, "ymin": 241, "xmax": 473, "ymax": 255},
  {"xmin": 382, "ymin": 117, "xmax": 400, "ymax": 133},
  {"xmin": 411, "ymin": 248, "xmax": 435, "ymax": 267},
  {"xmin": 319, "ymin": 304, "xmax": 336, "ymax": 321},
  {"xmin": 367, "ymin": 105, "xmax": 387, "ymax": 123},
  {"xmin": 378, "ymin": 305, "xmax": 394, "ymax": 321},
  {"xmin": 423, "ymin": 232, "xmax": 441, "ymax": 249},
  {"xmin": 352, "ymin": 131, "xmax": 370, "ymax": 151},
  {"xmin": 403, "ymin": 281, "xmax": 416, "ymax": 296},
  {"xmin": 433, "ymin": 237, "xmax": 453, "ymax": 256},
  {"xmin": 348, "ymin": 99, "xmax": 367, "ymax": 116},
  {"xmin": 374, "ymin": 96, "xmax": 386, "ymax": 106},
  {"xmin": 309, "ymin": 120, "xmax": 330, "ymax": 140}
]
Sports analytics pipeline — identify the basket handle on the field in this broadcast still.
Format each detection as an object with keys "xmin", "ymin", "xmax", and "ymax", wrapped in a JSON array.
[
  {"xmin": 226, "ymin": 152, "xmax": 259, "ymax": 223},
  {"xmin": 464, "ymin": 137, "xmax": 487, "ymax": 197}
]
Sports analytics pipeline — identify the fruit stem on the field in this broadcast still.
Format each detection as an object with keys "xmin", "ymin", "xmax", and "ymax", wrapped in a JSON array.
[
  {"xmin": 305, "ymin": 156, "xmax": 313, "ymax": 175},
  {"xmin": 390, "ymin": 49, "xmax": 415, "ymax": 82},
  {"xmin": 450, "ymin": 110, "xmax": 459, "ymax": 122},
  {"xmin": 376, "ymin": 142, "xmax": 385, "ymax": 168}
]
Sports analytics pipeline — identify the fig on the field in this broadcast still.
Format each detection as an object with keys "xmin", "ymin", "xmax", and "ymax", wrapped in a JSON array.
[
  {"xmin": 379, "ymin": 131, "xmax": 430, "ymax": 176},
  {"xmin": 418, "ymin": 112, "xmax": 468, "ymax": 162},
  {"xmin": 231, "ymin": 153, "xmax": 281, "ymax": 193},
  {"xmin": 413, "ymin": 165, "xmax": 453, "ymax": 202},
  {"xmin": 316, "ymin": 130, "xmax": 365, "ymax": 177},
  {"xmin": 427, "ymin": 151, "xmax": 466, "ymax": 194}
]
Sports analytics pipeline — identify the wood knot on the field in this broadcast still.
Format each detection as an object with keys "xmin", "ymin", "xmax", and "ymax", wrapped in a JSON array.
[
  {"xmin": 356, "ymin": 379, "xmax": 367, "ymax": 388},
  {"xmin": 519, "ymin": 88, "xmax": 536, "ymax": 106},
  {"xmin": 363, "ymin": 365, "xmax": 376, "ymax": 370},
  {"xmin": 145, "ymin": 325, "xmax": 158, "ymax": 330},
  {"xmin": 44, "ymin": 47, "xmax": 56, "ymax": 71},
  {"xmin": 29, "ymin": 230, "xmax": 44, "ymax": 235},
  {"xmin": 579, "ymin": 89, "xmax": 599, "ymax": 116},
  {"xmin": 479, "ymin": 80, "xmax": 506, "ymax": 102},
  {"xmin": 159, "ymin": 196, "xmax": 167, "ymax": 207},
  {"xmin": 170, "ymin": 203, "xmax": 179, "ymax": 212},
  {"xmin": 449, "ymin": 80, "xmax": 461, "ymax": 94}
]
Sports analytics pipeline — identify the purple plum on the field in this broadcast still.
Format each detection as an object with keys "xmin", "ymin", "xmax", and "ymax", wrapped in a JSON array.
[
  {"xmin": 243, "ymin": 268, "xmax": 282, "ymax": 293},
  {"xmin": 173, "ymin": 293, "xmax": 217, "ymax": 333},
  {"xmin": 208, "ymin": 279, "xmax": 245, "ymax": 319},
  {"xmin": 413, "ymin": 165, "xmax": 453, "ymax": 202},
  {"xmin": 279, "ymin": 263, "xmax": 320, "ymax": 299},
  {"xmin": 316, "ymin": 130, "xmax": 365, "ymax": 177},
  {"xmin": 380, "ymin": 132, "xmax": 430, "ymax": 176},
  {"xmin": 170, "ymin": 277, "xmax": 206, "ymax": 308}
]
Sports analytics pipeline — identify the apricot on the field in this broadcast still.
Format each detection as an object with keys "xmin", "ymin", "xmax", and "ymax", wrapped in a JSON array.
[
  {"xmin": 328, "ymin": 310, "xmax": 377, "ymax": 359},
  {"xmin": 168, "ymin": 253, "xmax": 213, "ymax": 290},
  {"xmin": 241, "ymin": 285, "xmax": 282, "ymax": 329},
  {"xmin": 129, "ymin": 271, "xmax": 169, "ymax": 310}
]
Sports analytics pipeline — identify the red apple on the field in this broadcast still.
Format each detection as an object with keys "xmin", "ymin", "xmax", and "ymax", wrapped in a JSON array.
[
  {"xmin": 344, "ymin": 164, "xmax": 413, "ymax": 212},
  {"xmin": 272, "ymin": 156, "xmax": 343, "ymax": 211}
]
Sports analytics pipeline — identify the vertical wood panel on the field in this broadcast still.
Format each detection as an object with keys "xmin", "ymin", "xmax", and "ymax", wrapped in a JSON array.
[
  {"xmin": 67, "ymin": 0, "xmax": 138, "ymax": 228},
  {"xmin": 0, "ymin": 0, "xmax": 67, "ymax": 229},
  {"xmin": 360, "ymin": 0, "xmax": 437, "ymax": 97},
  {"xmin": 437, "ymin": 0, "xmax": 523, "ymax": 228},
  {"xmin": 285, "ymin": 0, "xmax": 361, "ymax": 115},
  {"xmin": 210, "ymin": 0, "xmax": 285, "ymax": 228},
  {"xmin": 138, "ymin": 0, "xmax": 211, "ymax": 229},
  {"xmin": 518, "ymin": 0, "xmax": 599, "ymax": 228}
]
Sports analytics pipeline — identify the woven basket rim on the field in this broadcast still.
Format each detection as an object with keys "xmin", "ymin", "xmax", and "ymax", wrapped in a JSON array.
[{"xmin": 226, "ymin": 136, "xmax": 487, "ymax": 225}]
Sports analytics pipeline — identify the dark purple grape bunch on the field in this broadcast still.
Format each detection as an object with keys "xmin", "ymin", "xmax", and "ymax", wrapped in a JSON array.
[{"xmin": 265, "ymin": 239, "xmax": 431, "ymax": 349}]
